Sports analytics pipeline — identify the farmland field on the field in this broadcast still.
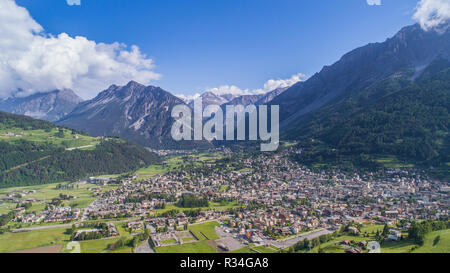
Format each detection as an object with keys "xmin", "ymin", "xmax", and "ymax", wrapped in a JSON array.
[
  {"xmin": 0, "ymin": 227, "xmax": 70, "ymax": 253},
  {"xmin": 189, "ymin": 221, "xmax": 220, "ymax": 241},
  {"xmin": 155, "ymin": 240, "xmax": 217, "ymax": 253},
  {"xmin": 253, "ymin": 245, "xmax": 278, "ymax": 253},
  {"xmin": 76, "ymin": 238, "xmax": 133, "ymax": 253},
  {"xmin": 413, "ymin": 229, "xmax": 450, "ymax": 253},
  {"xmin": 229, "ymin": 247, "xmax": 254, "ymax": 253},
  {"xmin": 0, "ymin": 182, "xmax": 98, "ymax": 217},
  {"xmin": 0, "ymin": 128, "xmax": 98, "ymax": 149}
]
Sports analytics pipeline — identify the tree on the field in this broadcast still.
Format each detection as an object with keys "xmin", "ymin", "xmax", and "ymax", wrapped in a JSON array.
[{"xmin": 382, "ymin": 224, "xmax": 390, "ymax": 237}]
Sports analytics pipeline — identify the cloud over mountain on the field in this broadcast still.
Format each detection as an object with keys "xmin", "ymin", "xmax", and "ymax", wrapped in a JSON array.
[
  {"xmin": 196, "ymin": 73, "xmax": 306, "ymax": 99},
  {"xmin": 66, "ymin": 0, "xmax": 81, "ymax": 6},
  {"xmin": 413, "ymin": 0, "xmax": 450, "ymax": 31},
  {"xmin": 254, "ymin": 73, "xmax": 306, "ymax": 94},
  {"xmin": 205, "ymin": 85, "xmax": 251, "ymax": 96},
  {"xmin": 366, "ymin": 0, "xmax": 381, "ymax": 6},
  {"xmin": 0, "ymin": 0, "xmax": 161, "ymax": 99},
  {"xmin": 175, "ymin": 93, "xmax": 201, "ymax": 103}
]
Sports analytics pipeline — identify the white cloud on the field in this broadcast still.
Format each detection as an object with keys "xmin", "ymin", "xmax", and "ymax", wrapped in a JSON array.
[
  {"xmin": 366, "ymin": 0, "xmax": 381, "ymax": 6},
  {"xmin": 66, "ymin": 0, "xmax": 81, "ymax": 6},
  {"xmin": 413, "ymin": 0, "xmax": 450, "ymax": 31},
  {"xmin": 0, "ymin": 0, "xmax": 161, "ymax": 99},
  {"xmin": 198, "ymin": 73, "xmax": 306, "ymax": 98},
  {"xmin": 205, "ymin": 85, "xmax": 252, "ymax": 96},
  {"xmin": 176, "ymin": 93, "xmax": 201, "ymax": 103},
  {"xmin": 258, "ymin": 73, "xmax": 306, "ymax": 93}
]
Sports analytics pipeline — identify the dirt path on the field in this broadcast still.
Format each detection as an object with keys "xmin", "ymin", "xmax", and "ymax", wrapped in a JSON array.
[
  {"xmin": 65, "ymin": 143, "xmax": 97, "ymax": 151},
  {"xmin": 206, "ymin": 240, "xmax": 226, "ymax": 253},
  {"xmin": 134, "ymin": 240, "xmax": 155, "ymax": 253},
  {"xmin": 3, "ymin": 155, "xmax": 50, "ymax": 173},
  {"xmin": 12, "ymin": 223, "xmax": 72, "ymax": 233},
  {"xmin": 13, "ymin": 244, "xmax": 63, "ymax": 253}
]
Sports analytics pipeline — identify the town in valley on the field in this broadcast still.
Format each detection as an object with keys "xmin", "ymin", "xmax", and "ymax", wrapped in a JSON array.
[{"xmin": 0, "ymin": 145, "xmax": 448, "ymax": 253}]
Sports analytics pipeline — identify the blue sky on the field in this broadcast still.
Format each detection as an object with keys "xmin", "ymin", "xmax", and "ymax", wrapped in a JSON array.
[{"xmin": 9, "ymin": 0, "xmax": 423, "ymax": 98}]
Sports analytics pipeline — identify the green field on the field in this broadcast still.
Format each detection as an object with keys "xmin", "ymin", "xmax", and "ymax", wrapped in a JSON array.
[
  {"xmin": 136, "ymin": 152, "xmax": 226, "ymax": 181},
  {"xmin": 0, "ymin": 219, "xmax": 137, "ymax": 253},
  {"xmin": 0, "ymin": 127, "xmax": 98, "ymax": 149},
  {"xmin": 302, "ymin": 224, "xmax": 384, "ymax": 253},
  {"xmin": 360, "ymin": 224, "xmax": 384, "ymax": 233},
  {"xmin": 135, "ymin": 164, "xmax": 167, "ymax": 181},
  {"xmin": 0, "ymin": 182, "xmax": 99, "ymax": 217},
  {"xmin": 229, "ymin": 247, "xmax": 254, "ymax": 253},
  {"xmin": 189, "ymin": 221, "xmax": 220, "ymax": 241},
  {"xmin": 189, "ymin": 153, "xmax": 225, "ymax": 163},
  {"xmin": 379, "ymin": 229, "xmax": 450, "ymax": 253},
  {"xmin": 281, "ymin": 141, "xmax": 298, "ymax": 147},
  {"xmin": 0, "ymin": 202, "xmax": 15, "ymax": 215},
  {"xmin": 115, "ymin": 222, "xmax": 137, "ymax": 236},
  {"xmin": 413, "ymin": 229, "xmax": 450, "ymax": 253},
  {"xmin": 0, "ymin": 227, "xmax": 70, "ymax": 253},
  {"xmin": 253, "ymin": 245, "xmax": 279, "ymax": 253},
  {"xmin": 303, "ymin": 224, "xmax": 450, "ymax": 254},
  {"xmin": 375, "ymin": 155, "xmax": 415, "ymax": 168},
  {"xmin": 162, "ymin": 239, "xmax": 177, "ymax": 244},
  {"xmin": 62, "ymin": 221, "xmax": 135, "ymax": 253},
  {"xmin": 237, "ymin": 168, "xmax": 253, "ymax": 173},
  {"xmin": 182, "ymin": 237, "xmax": 196, "ymax": 243},
  {"xmin": 304, "ymin": 235, "xmax": 365, "ymax": 253},
  {"xmin": 60, "ymin": 236, "xmax": 134, "ymax": 253},
  {"xmin": 76, "ymin": 237, "xmax": 133, "ymax": 253},
  {"xmin": 380, "ymin": 239, "xmax": 417, "ymax": 253},
  {"xmin": 134, "ymin": 155, "xmax": 187, "ymax": 180},
  {"xmin": 155, "ymin": 240, "xmax": 217, "ymax": 253}
]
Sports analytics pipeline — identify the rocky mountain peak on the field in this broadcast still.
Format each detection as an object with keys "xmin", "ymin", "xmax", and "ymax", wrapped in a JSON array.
[
  {"xmin": 57, "ymin": 81, "xmax": 189, "ymax": 149},
  {"xmin": 0, "ymin": 89, "xmax": 83, "ymax": 122}
]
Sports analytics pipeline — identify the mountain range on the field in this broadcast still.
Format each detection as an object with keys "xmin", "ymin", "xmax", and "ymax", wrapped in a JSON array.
[
  {"xmin": 271, "ymin": 24, "xmax": 450, "ymax": 129},
  {"xmin": 57, "ymin": 81, "xmax": 194, "ymax": 149},
  {"xmin": 0, "ymin": 23, "xmax": 448, "ymax": 177},
  {"xmin": 0, "ymin": 89, "xmax": 83, "ymax": 122},
  {"xmin": 187, "ymin": 92, "xmax": 233, "ymax": 109},
  {"xmin": 55, "ymin": 81, "xmax": 289, "ymax": 148},
  {"xmin": 273, "ymin": 24, "xmax": 449, "ymax": 177}
]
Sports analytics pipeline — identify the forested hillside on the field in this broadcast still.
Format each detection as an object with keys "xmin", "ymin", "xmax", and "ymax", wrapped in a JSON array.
[
  {"xmin": 291, "ymin": 58, "xmax": 450, "ymax": 179},
  {"xmin": 0, "ymin": 111, "xmax": 159, "ymax": 188},
  {"xmin": 0, "ymin": 111, "xmax": 58, "ymax": 131}
]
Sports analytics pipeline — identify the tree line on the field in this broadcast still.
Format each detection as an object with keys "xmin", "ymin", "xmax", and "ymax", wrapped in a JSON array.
[
  {"xmin": 0, "ymin": 140, "xmax": 159, "ymax": 188},
  {"xmin": 408, "ymin": 220, "xmax": 450, "ymax": 245}
]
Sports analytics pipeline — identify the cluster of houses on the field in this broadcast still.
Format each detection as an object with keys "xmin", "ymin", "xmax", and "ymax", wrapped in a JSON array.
[
  {"xmin": 73, "ymin": 223, "xmax": 119, "ymax": 240},
  {"xmin": 79, "ymin": 148, "xmax": 448, "ymax": 246},
  {"xmin": 3, "ymin": 132, "xmax": 24, "ymax": 138},
  {"xmin": 12, "ymin": 206, "xmax": 81, "ymax": 223},
  {"xmin": 43, "ymin": 206, "xmax": 81, "ymax": 223},
  {"xmin": 0, "ymin": 190, "xmax": 36, "ymax": 202},
  {"xmin": 1, "ymin": 147, "xmax": 447, "ymax": 252}
]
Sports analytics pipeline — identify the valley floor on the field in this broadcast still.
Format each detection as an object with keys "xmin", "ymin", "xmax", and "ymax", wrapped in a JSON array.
[{"xmin": 0, "ymin": 149, "xmax": 448, "ymax": 253}]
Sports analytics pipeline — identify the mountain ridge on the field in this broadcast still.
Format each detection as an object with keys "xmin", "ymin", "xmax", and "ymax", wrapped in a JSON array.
[
  {"xmin": 0, "ymin": 89, "xmax": 83, "ymax": 122},
  {"xmin": 271, "ymin": 24, "xmax": 450, "ymax": 130},
  {"xmin": 57, "ymin": 81, "xmax": 211, "ymax": 149}
]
